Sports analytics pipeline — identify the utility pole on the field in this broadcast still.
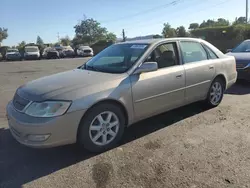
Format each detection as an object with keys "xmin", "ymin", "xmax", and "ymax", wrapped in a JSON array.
[
  {"xmin": 122, "ymin": 29, "xmax": 126, "ymax": 42},
  {"xmin": 247, "ymin": 0, "xmax": 248, "ymax": 23},
  {"xmin": 57, "ymin": 32, "xmax": 60, "ymax": 43}
]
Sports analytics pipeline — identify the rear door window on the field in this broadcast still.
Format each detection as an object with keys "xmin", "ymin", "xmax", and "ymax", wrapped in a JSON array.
[{"xmin": 180, "ymin": 41, "xmax": 208, "ymax": 63}]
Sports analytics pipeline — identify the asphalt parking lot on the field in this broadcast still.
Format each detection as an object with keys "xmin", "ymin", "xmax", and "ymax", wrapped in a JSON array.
[{"xmin": 1, "ymin": 58, "xmax": 250, "ymax": 188}]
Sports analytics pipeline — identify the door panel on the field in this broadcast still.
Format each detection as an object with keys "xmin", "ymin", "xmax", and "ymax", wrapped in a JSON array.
[
  {"xmin": 179, "ymin": 41, "xmax": 215, "ymax": 103},
  {"xmin": 184, "ymin": 60, "xmax": 215, "ymax": 102},
  {"xmin": 130, "ymin": 65, "xmax": 185, "ymax": 120}
]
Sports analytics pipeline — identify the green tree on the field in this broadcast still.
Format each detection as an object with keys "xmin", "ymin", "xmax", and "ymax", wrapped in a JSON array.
[
  {"xmin": 233, "ymin": 17, "xmax": 247, "ymax": 25},
  {"xmin": 189, "ymin": 23, "xmax": 199, "ymax": 30},
  {"xmin": 176, "ymin": 26, "xmax": 187, "ymax": 37},
  {"xmin": 215, "ymin": 18, "xmax": 230, "ymax": 26},
  {"xmin": 17, "ymin": 41, "xmax": 26, "ymax": 50},
  {"xmin": 162, "ymin": 23, "xmax": 176, "ymax": 38},
  {"xmin": 60, "ymin": 36, "xmax": 71, "ymax": 46},
  {"xmin": 153, "ymin": 34, "xmax": 162, "ymax": 38},
  {"xmin": 0, "ymin": 27, "xmax": 8, "ymax": 44},
  {"xmin": 106, "ymin": 32, "xmax": 117, "ymax": 42},
  {"xmin": 74, "ymin": 18, "xmax": 108, "ymax": 45},
  {"xmin": 36, "ymin": 36, "xmax": 44, "ymax": 45}
]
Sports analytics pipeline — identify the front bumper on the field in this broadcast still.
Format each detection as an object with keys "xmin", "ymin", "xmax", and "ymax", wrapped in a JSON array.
[
  {"xmin": 237, "ymin": 68, "xmax": 250, "ymax": 81},
  {"xmin": 79, "ymin": 52, "xmax": 93, "ymax": 57},
  {"xmin": 6, "ymin": 56, "xmax": 21, "ymax": 60},
  {"xmin": 24, "ymin": 55, "xmax": 39, "ymax": 60},
  {"xmin": 6, "ymin": 101, "xmax": 86, "ymax": 148}
]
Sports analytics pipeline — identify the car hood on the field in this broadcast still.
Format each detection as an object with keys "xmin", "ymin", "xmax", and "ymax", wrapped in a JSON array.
[
  {"xmin": 17, "ymin": 69, "xmax": 126, "ymax": 101},
  {"xmin": 6, "ymin": 52, "xmax": 19, "ymax": 55},
  {"xmin": 25, "ymin": 52, "xmax": 39, "ymax": 55},
  {"xmin": 227, "ymin": 52, "xmax": 250, "ymax": 61}
]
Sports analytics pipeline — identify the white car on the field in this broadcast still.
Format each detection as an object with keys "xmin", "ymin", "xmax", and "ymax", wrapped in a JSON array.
[
  {"xmin": 77, "ymin": 46, "xmax": 94, "ymax": 57},
  {"xmin": 24, "ymin": 46, "xmax": 40, "ymax": 60}
]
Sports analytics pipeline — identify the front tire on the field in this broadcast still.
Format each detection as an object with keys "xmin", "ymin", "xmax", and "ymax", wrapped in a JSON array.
[
  {"xmin": 78, "ymin": 103, "xmax": 125, "ymax": 153},
  {"xmin": 205, "ymin": 78, "xmax": 225, "ymax": 107}
]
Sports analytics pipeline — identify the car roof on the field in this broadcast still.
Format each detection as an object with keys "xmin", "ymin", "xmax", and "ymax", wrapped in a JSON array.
[{"xmin": 120, "ymin": 37, "xmax": 203, "ymax": 45}]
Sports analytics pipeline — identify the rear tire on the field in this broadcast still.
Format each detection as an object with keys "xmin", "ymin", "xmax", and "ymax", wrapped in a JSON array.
[
  {"xmin": 205, "ymin": 77, "xmax": 225, "ymax": 108},
  {"xmin": 78, "ymin": 103, "xmax": 125, "ymax": 153}
]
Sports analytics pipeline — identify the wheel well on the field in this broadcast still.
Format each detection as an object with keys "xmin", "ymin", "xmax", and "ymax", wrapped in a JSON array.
[
  {"xmin": 77, "ymin": 99, "xmax": 129, "ymax": 141},
  {"xmin": 214, "ymin": 74, "xmax": 226, "ymax": 89}
]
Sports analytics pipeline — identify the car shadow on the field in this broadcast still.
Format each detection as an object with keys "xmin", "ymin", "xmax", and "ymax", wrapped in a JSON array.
[
  {"xmin": 225, "ymin": 80, "xmax": 250, "ymax": 95},
  {"xmin": 0, "ymin": 103, "xmax": 207, "ymax": 187}
]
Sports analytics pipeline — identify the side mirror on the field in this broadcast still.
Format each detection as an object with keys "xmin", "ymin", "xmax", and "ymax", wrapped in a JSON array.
[
  {"xmin": 133, "ymin": 62, "xmax": 158, "ymax": 74},
  {"xmin": 226, "ymin": 49, "xmax": 232, "ymax": 53}
]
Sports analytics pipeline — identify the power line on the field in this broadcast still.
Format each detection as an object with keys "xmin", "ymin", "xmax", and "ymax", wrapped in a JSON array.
[
  {"xmin": 101, "ymin": 0, "xmax": 183, "ymax": 23},
  {"xmin": 119, "ymin": 0, "xmax": 203, "ymax": 29},
  {"xmin": 123, "ymin": 0, "xmax": 235, "ymax": 31}
]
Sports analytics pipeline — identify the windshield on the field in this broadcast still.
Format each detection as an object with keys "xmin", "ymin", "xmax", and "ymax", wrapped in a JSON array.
[
  {"xmin": 81, "ymin": 43, "xmax": 148, "ymax": 73},
  {"xmin": 25, "ymin": 47, "xmax": 38, "ymax": 52},
  {"xmin": 7, "ymin": 49, "xmax": 18, "ymax": 52},
  {"xmin": 232, "ymin": 41, "xmax": 250, "ymax": 52}
]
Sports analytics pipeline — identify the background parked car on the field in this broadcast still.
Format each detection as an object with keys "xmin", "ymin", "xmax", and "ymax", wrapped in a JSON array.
[
  {"xmin": 227, "ymin": 39, "xmax": 250, "ymax": 81},
  {"xmin": 46, "ymin": 48, "xmax": 60, "ymax": 59},
  {"xmin": 77, "ymin": 46, "xmax": 94, "ymax": 57},
  {"xmin": 0, "ymin": 53, "xmax": 3, "ymax": 61},
  {"xmin": 5, "ymin": 48, "xmax": 22, "ymax": 61},
  {"xmin": 62, "ymin": 46, "xmax": 75, "ymax": 58},
  {"xmin": 24, "ymin": 46, "xmax": 40, "ymax": 60}
]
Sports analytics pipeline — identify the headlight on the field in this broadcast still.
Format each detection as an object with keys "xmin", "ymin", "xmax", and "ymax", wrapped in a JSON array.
[{"xmin": 25, "ymin": 101, "xmax": 71, "ymax": 117}]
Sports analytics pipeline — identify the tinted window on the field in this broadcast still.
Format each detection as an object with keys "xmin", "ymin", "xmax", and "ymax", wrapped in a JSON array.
[
  {"xmin": 82, "ymin": 43, "xmax": 148, "ymax": 73},
  {"xmin": 180, "ymin": 41, "xmax": 208, "ymax": 63},
  {"xmin": 146, "ymin": 43, "xmax": 178, "ymax": 69},
  {"xmin": 203, "ymin": 45, "xmax": 218, "ymax": 59}
]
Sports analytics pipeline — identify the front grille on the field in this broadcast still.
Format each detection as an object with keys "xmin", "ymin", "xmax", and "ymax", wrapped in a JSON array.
[
  {"xmin": 48, "ymin": 52, "xmax": 58, "ymax": 55},
  {"xmin": 84, "ymin": 50, "xmax": 91, "ymax": 53},
  {"xmin": 13, "ymin": 93, "xmax": 30, "ymax": 111}
]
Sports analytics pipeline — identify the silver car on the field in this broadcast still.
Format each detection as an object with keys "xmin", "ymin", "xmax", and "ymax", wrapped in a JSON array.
[{"xmin": 6, "ymin": 38, "xmax": 237, "ymax": 152}]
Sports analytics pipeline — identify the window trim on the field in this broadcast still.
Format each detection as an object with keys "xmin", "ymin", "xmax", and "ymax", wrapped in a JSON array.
[
  {"xmin": 143, "ymin": 42, "xmax": 181, "ymax": 69},
  {"xmin": 201, "ymin": 43, "xmax": 219, "ymax": 59},
  {"xmin": 179, "ymin": 41, "xmax": 209, "ymax": 64}
]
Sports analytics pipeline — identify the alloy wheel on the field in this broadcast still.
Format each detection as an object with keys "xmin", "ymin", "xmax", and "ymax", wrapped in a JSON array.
[
  {"xmin": 89, "ymin": 111, "xmax": 120, "ymax": 146},
  {"xmin": 210, "ymin": 82, "xmax": 223, "ymax": 105}
]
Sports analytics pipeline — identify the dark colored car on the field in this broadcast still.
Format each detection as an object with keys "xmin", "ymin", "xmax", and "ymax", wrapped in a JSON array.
[
  {"xmin": 227, "ymin": 40, "xmax": 250, "ymax": 81},
  {"xmin": 47, "ymin": 49, "xmax": 60, "ymax": 59}
]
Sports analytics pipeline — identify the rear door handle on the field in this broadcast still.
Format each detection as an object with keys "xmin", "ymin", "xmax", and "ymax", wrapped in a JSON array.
[
  {"xmin": 209, "ymin": 65, "xmax": 214, "ymax": 69},
  {"xmin": 176, "ymin": 74, "xmax": 183, "ymax": 78}
]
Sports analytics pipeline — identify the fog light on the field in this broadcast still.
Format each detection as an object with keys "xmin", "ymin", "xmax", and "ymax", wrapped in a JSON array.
[{"xmin": 27, "ymin": 134, "xmax": 50, "ymax": 142}]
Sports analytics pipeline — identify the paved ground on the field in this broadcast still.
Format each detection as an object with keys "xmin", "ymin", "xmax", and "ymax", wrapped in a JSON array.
[{"xmin": 1, "ymin": 59, "xmax": 250, "ymax": 188}]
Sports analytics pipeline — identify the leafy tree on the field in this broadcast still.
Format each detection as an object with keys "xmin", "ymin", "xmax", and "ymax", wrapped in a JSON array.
[
  {"xmin": 189, "ymin": 23, "xmax": 199, "ymax": 30},
  {"xmin": 60, "ymin": 36, "xmax": 71, "ymax": 46},
  {"xmin": 36, "ymin": 36, "xmax": 44, "ymax": 45},
  {"xmin": 215, "ymin": 18, "xmax": 230, "ymax": 26},
  {"xmin": 162, "ymin": 23, "xmax": 176, "ymax": 38},
  {"xmin": 74, "ymin": 18, "xmax": 108, "ymax": 45},
  {"xmin": 233, "ymin": 17, "xmax": 247, "ymax": 25},
  {"xmin": 176, "ymin": 26, "xmax": 187, "ymax": 37},
  {"xmin": 106, "ymin": 32, "xmax": 117, "ymax": 42},
  {"xmin": 17, "ymin": 41, "xmax": 26, "ymax": 51},
  {"xmin": 0, "ymin": 27, "xmax": 8, "ymax": 44},
  {"xmin": 199, "ymin": 19, "xmax": 216, "ymax": 28},
  {"xmin": 153, "ymin": 34, "xmax": 163, "ymax": 38}
]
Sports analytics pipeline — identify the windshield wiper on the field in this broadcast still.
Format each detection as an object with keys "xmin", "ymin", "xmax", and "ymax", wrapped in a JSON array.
[{"xmin": 84, "ymin": 64, "xmax": 100, "ymax": 71}]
